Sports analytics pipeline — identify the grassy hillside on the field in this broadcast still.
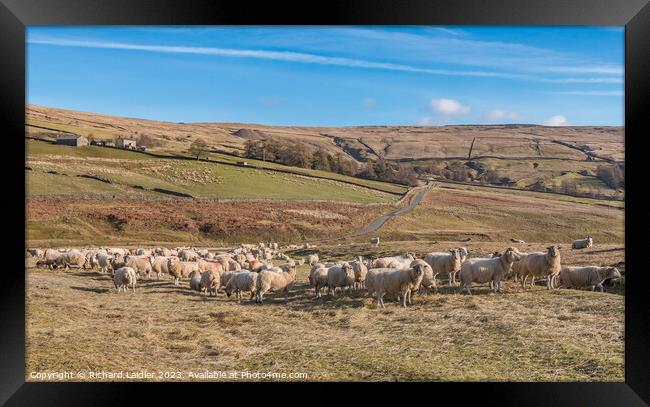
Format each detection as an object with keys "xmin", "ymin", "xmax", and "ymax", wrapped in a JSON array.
[
  {"xmin": 26, "ymin": 139, "xmax": 400, "ymax": 203},
  {"xmin": 365, "ymin": 182, "xmax": 624, "ymax": 244},
  {"xmin": 27, "ymin": 105, "xmax": 624, "ymax": 196}
]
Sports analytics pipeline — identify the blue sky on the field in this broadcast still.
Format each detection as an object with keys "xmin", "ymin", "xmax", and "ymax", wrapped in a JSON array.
[{"xmin": 27, "ymin": 26, "xmax": 624, "ymax": 126}]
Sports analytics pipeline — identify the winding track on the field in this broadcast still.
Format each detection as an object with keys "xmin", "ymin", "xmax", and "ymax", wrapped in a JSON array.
[{"xmin": 348, "ymin": 182, "xmax": 433, "ymax": 237}]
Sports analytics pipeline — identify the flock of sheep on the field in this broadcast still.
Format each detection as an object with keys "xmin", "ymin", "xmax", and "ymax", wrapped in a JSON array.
[{"xmin": 27, "ymin": 235, "xmax": 620, "ymax": 308}]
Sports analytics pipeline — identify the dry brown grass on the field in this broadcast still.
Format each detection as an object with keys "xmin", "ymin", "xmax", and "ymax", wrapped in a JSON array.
[
  {"xmin": 26, "ymin": 241, "xmax": 624, "ymax": 382},
  {"xmin": 366, "ymin": 183, "xmax": 624, "ymax": 244}
]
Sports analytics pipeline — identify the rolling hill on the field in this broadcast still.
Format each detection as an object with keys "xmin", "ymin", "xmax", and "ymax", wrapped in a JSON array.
[{"xmin": 26, "ymin": 105, "xmax": 625, "ymax": 200}]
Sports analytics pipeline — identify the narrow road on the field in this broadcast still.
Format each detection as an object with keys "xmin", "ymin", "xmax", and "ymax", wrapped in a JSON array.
[{"xmin": 348, "ymin": 182, "xmax": 432, "ymax": 237}]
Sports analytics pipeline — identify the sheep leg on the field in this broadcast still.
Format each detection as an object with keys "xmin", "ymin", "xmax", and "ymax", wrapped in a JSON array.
[{"xmin": 284, "ymin": 290, "xmax": 289, "ymax": 304}]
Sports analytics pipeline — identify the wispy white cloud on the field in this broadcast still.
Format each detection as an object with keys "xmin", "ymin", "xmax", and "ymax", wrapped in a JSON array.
[
  {"xmin": 483, "ymin": 109, "xmax": 519, "ymax": 122},
  {"xmin": 28, "ymin": 36, "xmax": 623, "ymax": 85},
  {"xmin": 28, "ymin": 37, "xmax": 526, "ymax": 80},
  {"xmin": 430, "ymin": 98, "xmax": 471, "ymax": 116},
  {"xmin": 418, "ymin": 117, "xmax": 435, "ymax": 125},
  {"xmin": 542, "ymin": 77, "xmax": 623, "ymax": 84},
  {"xmin": 537, "ymin": 65, "xmax": 623, "ymax": 75},
  {"xmin": 543, "ymin": 115, "xmax": 569, "ymax": 126},
  {"xmin": 545, "ymin": 90, "xmax": 623, "ymax": 96},
  {"xmin": 362, "ymin": 97, "xmax": 376, "ymax": 108}
]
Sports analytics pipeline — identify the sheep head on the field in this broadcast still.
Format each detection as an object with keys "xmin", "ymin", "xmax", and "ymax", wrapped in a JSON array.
[
  {"xmin": 607, "ymin": 267, "xmax": 622, "ymax": 280},
  {"xmin": 411, "ymin": 263, "xmax": 426, "ymax": 280},
  {"xmin": 546, "ymin": 245, "xmax": 561, "ymax": 257},
  {"xmin": 503, "ymin": 247, "xmax": 520, "ymax": 263},
  {"xmin": 449, "ymin": 249, "xmax": 462, "ymax": 270}
]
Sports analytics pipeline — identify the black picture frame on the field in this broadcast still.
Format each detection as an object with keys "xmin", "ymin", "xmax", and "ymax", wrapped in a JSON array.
[{"xmin": 1, "ymin": 0, "xmax": 648, "ymax": 404}]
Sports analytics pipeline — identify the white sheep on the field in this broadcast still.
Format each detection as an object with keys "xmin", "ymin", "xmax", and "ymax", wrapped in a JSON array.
[
  {"xmin": 113, "ymin": 267, "xmax": 137, "ymax": 293},
  {"xmin": 458, "ymin": 247, "xmax": 521, "ymax": 295},
  {"xmin": 309, "ymin": 265, "xmax": 329, "ymax": 299},
  {"xmin": 167, "ymin": 258, "xmax": 198, "ymax": 286},
  {"xmin": 558, "ymin": 266, "xmax": 621, "ymax": 291},
  {"xmin": 518, "ymin": 246, "xmax": 562, "ymax": 289},
  {"xmin": 307, "ymin": 254, "xmax": 320, "ymax": 265},
  {"xmin": 410, "ymin": 259, "xmax": 436, "ymax": 293},
  {"xmin": 572, "ymin": 236, "xmax": 594, "ymax": 250},
  {"xmin": 179, "ymin": 249, "xmax": 199, "ymax": 262},
  {"xmin": 351, "ymin": 256, "xmax": 368, "ymax": 289},
  {"xmin": 326, "ymin": 263, "xmax": 355, "ymax": 296},
  {"xmin": 35, "ymin": 249, "xmax": 57, "ymax": 269},
  {"xmin": 200, "ymin": 269, "xmax": 220, "ymax": 296},
  {"xmin": 424, "ymin": 249, "xmax": 463, "ymax": 286},
  {"xmin": 124, "ymin": 255, "xmax": 153, "ymax": 279},
  {"xmin": 95, "ymin": 253, "xmax": 113, "ymax": 273},
  {"xmin": 189, "ymin": 269, "xmax": 202, "ymax": 291},
  {"xmin": 372, "ymin": 254, "xmax": 414, "ymax": 269},
  {"xmin": 255, "ymin": 266, "xmax": 297, "ymax": 304},
  {"xmin": 374, "ymin": 263, "xmax": 427, "ymax": 308},
  {"xmin": 219, "ymin": 270, "xmax": 239, "ymax": 291},
  {"xmin": 225, "ymin": 271, "xmax": 258, "ymax": 302}
]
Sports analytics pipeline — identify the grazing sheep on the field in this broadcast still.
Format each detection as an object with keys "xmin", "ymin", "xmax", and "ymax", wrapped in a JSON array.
[
  {"xmin": 218, "ymin": 270, "xmax": 240, "ymax": 292},
  {"xmin": 198, "ymin": 259, "xmax": 224, "ymax": 274},
  {"xmin": 365, "ymin": 268, "xmax": 391, "ymax": 298},
  {"xmin": 108, "ymin": 247, "xmax": 127, "ymax": 256},
  {"xmin": 255, "ymin": 266, "xmax": 297, "ymax": 304},
  {"xmin": 40, "ymin": 249, "xmax": 62, "ymax": 269},
  {"xmin": 95, "ymin": 253, "xmax": 113, "ymax": 273},
  {"xmin": 519, "ymin": 246, "xmax": 562, "ymax": 289},
  {"xmin": 307, "ymin": 254, "xmax": 320, "ymax": 265},
  {"xmin": 309, "ymin": 265, "xmax": 329, "ymax": 299},
  {"xmin": 167, "ymin": 258, "xmax": 198, "ymax": 286},
  {"xmin": 225, "ymin": 271, "xmax": 258, "ymax": 302},
  {"xmin": 510, "ymin": 251, "xmax": 529, "ymax": 282},
  {"xmin": 326, "ymin": 263, "xmax": 356, "ymax": 296},
  {"xmin": 60, "ymin": 250, "xmax": 86, "ymax": 269},
  {"xmin": 155, "ymin": 247, "xmax": 172, "ymax": 256},
  {"xmin": 370, "ymin": 237, "xmax": 380, "ymax": 247},
  {"xmin": 572, "ymin": 236, "xmax": 594, "ymax": 250},
  {"xmin": 189, "ymin": 269, "xmax": 202, "ymax": 291},
  {"xmin": 200, "ymin": 269, "xmax": 220, "ymax": 296},
  {"xmin": 151, "ymin": 256, "xmax": 176, "ymax": 280},
  {"xmin": 424, "ymin": 250, "xmax": 463, "ymax": 286},
  {"xmin": 558, "ymin": 266, "xmax": 621, "ymax": 291},
  {"xmin": 374, "ymin": 263, "xmax": 427, "ymax": 308},
  {"xmin": 458, "ymin": 247, "xmax": 521, "ymax": 295},
  {"xmin": 27, "ymin": 248, "xmax": 44, "ymax": 258},
  {"xmin": 373, "ymin": 254, "xmax": 414, "ymax": 269},
  {"xmin": 124, "ymin": 256, "xmax": 153, "ymax": 279},
  {"xmin": 113, "ymin": 267, "xmax": 137, "ymax": 293},
  {"xmin": 179, "ymin": 249, "xmax": 199, "ymax": 262},
  {"xmin": 228, "ymin": 259, "xmax": 242, "ymax": 271},
  {"xmin": 351, "ymin": 256, "xmax": 368, "ymax": 289}
]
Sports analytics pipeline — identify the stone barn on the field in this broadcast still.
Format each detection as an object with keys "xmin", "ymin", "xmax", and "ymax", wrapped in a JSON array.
[
  {"xmin": 55, "ymin": 134, "xmax": 89, "ymax": 147},
  {"xmin": 116, "ymin": 137, "xmax": 137, "ymax": 149}
]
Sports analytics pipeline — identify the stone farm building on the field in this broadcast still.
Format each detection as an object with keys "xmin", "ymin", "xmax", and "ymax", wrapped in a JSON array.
[
  {"xmin": 55, "ymin": 134, "xmax": 89, "ymax": 147},
  {"xmin": 116, "ymin": 137, "xmax": 137, "ymax": 149}
]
